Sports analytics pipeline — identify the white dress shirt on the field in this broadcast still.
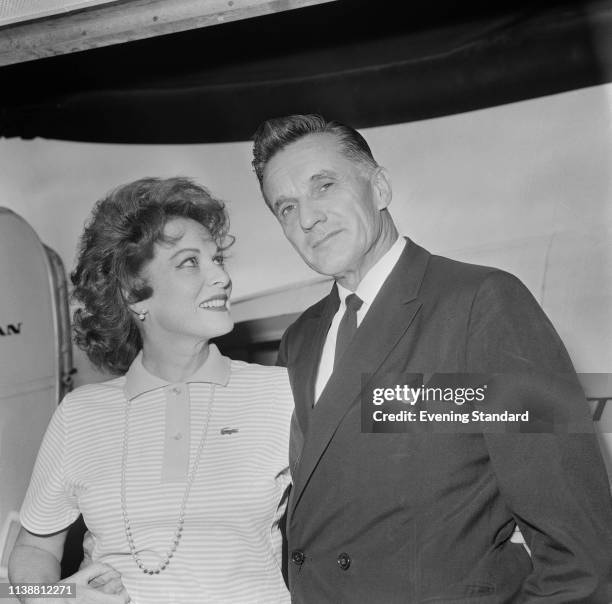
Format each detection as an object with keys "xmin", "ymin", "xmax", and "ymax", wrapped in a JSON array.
[{"xmin": 314, "ymin": 236, "xmax": 406, "ymax": 402}]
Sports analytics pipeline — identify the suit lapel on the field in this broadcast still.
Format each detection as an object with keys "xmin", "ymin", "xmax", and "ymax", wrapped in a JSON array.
[
  {"xmin": 290, "ymin": 285, "xmax": 340, "ymax": 438},
  {"xmin": 289, "ymin": 239, "xmax": 431, "ymax": 516}
]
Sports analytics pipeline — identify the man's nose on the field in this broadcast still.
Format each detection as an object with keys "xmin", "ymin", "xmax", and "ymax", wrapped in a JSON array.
[{"xmin": 298, "ymin": 201, "xmax": 326, "ymax": 231}]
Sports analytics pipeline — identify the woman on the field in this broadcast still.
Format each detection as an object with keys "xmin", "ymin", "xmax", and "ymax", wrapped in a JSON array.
[{"xmin": 9, "ymin": 177, "xmax": 293, "ymax": 603}]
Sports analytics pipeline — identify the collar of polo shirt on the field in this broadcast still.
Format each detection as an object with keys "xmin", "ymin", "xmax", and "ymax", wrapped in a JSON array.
[{"xmin": 124, "ymin": 343, "xmax": 231, "ymax": 400}]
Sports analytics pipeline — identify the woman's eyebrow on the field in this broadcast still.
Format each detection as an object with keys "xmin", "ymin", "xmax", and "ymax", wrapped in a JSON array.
[{"xmin": 169, "ymin": 247, "xmax": 200, "ymax": 260}]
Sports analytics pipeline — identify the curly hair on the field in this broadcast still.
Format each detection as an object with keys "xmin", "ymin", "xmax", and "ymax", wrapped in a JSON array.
[
  {"xmin": 252, "ymin": 114, "xmax": 378, "ymax": 191},
  {"xmin": 71, "ymin": 177, "xmax": 231, "ymax": 375}
]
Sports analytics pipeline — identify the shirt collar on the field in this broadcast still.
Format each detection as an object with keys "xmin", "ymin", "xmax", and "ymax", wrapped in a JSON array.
[
  {"xmin": 337, "ymin": 236, "xmax": 406, "ymax": 307},
  {"xmin": 124, "ymin": 343, "xmax": 231, "ymax": 400}
]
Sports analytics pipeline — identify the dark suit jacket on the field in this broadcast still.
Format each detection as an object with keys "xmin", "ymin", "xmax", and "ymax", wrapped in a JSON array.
[{"xmin": 278, "ymin": 238, "xmax": 612, "ymax": 604}]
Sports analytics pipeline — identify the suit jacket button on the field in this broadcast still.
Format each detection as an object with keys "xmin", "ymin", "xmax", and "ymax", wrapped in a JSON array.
[
  {"xmin": 291, "ymin": 550, "xmax": 305, "ymax": 565},
  {"xmin": 337, "ymin": 552, "xmax": 351, "ymax": 570}
]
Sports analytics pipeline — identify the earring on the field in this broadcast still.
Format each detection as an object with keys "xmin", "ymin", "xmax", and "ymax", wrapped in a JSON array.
[{"xmin": 137, "ymin": 310, "xmax": 148, "ymax": 321}]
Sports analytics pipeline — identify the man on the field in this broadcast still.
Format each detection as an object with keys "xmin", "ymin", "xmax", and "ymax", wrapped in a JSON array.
[{"xmin": 252, "ymin": 114, "xmax": 612, "ymax": 603}]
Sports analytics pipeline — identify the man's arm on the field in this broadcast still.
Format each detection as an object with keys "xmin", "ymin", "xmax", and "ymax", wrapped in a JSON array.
[
  {"xmin": 275, "ymin": 330, "xmax": 304, "ymax": 473},
  {"xmin": 276, "ymin": 330, "xmax": 289, "ymax": 368},
  {"xmin": 467, "ymin": 271, "xmax": 612, "ymax": 602}
]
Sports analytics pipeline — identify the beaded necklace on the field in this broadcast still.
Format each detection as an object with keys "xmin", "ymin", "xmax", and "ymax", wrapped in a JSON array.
[{"xmin": 120, "ymin": 384, "xmax": 215, "ymax": 574}]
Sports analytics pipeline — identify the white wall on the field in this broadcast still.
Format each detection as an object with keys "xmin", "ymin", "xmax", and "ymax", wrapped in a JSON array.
[{"xmin": 1, "ymin": 84, "xmax": 611, "ymax": 388}]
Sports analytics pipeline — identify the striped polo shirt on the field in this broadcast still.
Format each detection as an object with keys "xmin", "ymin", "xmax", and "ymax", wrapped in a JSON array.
[{"xmin": 20, "ymin": 344, "xmax": 293, "ymax": 604}]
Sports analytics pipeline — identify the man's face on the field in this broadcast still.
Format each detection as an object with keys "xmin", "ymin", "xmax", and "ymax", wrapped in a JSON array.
[{"xmin": 262, "ymin": 133, "xmax": 390, "ymax": 281}]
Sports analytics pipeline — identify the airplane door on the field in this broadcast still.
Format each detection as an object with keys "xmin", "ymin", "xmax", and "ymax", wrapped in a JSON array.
[{"xmin": 0, "ymin": 208, "xmax": 73, "ymax": 581}]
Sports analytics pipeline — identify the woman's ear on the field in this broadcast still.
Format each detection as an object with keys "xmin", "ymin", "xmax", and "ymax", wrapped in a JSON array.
[
  {"xmin": 124, "ymin": 288, "xmax": 148, "ymax": 322},
  {"xmin": 132, "ymin": 308, "xmax": 148, "ymax": 322},
  {"xmin": 123, "ymin": 271, "xmax": 153, "ymax": 321},
  {"xmin": 372, "ymin": 167, "xmax": 392, "ymax": 210},
  {"xmin": 126, "ymin": 298, "xmax": 148, "ymax": 322}
]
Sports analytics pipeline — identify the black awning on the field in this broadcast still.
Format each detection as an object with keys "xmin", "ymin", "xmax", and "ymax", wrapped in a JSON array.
[{"xmin": 1, "ymin": 0, "xmax": 610, "ymax": 143}]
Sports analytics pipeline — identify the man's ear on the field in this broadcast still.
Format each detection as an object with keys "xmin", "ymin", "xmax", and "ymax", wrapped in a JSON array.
[{"xmin": 372, "ymin": 167, "xmax": 392, "ymax": 210}]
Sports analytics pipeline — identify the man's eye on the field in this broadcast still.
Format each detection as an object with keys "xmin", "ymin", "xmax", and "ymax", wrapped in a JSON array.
[
  {"xmin": 179, "ymin": 256, "xmax": 198, "ymax": 268},
  {"xmin": 280, "ymin": 204, "xmax": 295, "ymax": 218},
  {"xmin": 213, "ymin": 255, "xmax": 225, "ymax": 266},
  {"xmin": 320, "ymin": 182, "xmax": 333, "ymax": 192}
]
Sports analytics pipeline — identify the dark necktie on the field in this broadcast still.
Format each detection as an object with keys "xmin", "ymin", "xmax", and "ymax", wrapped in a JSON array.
[{"xmin": 334, "ymin": 293, "xmax": 363, "ymax": 369}]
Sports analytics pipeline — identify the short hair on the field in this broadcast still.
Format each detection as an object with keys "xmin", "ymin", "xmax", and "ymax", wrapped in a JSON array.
[
  {"xmin": 252, "ymin": 114, "xmax": 378, "ymax": 187},
  {"xmin": 71, "ymin": 177, "xmax": 231, "ymax": 375}
]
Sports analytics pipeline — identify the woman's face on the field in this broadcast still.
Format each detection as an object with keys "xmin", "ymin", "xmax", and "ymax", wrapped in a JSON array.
[{"xmin": 133, "ymin": 217, "xmax": 233, "ymax": 344}]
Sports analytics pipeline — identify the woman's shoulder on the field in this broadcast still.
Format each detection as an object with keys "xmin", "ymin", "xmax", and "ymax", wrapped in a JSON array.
[
  {"xmin": 228, "ymin": 359, "xmax": 289, "ymax": 381},
  {"xmin": 227, "ymin": 360, "xmax": 292, "ymax": 399},
  {"xmin": 225, "ymin": 361, "xmax": 294, "ymax": 429},
  {"xmin": 60, "ymin": 374, "xmax": 127, "ymax": 410}
]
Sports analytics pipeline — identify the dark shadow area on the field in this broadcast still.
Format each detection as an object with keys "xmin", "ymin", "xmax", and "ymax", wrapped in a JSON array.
[
  {"xmin": 215, "ymin": 313, "xmax": 298, "ymax": 364},
  {"xmin": 1, "ymin": 0, "xmax": 609, "ymax": 142},
  {"xmin": 60, "ymin": 515, "xmax": 86, "ymax": 578}
]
